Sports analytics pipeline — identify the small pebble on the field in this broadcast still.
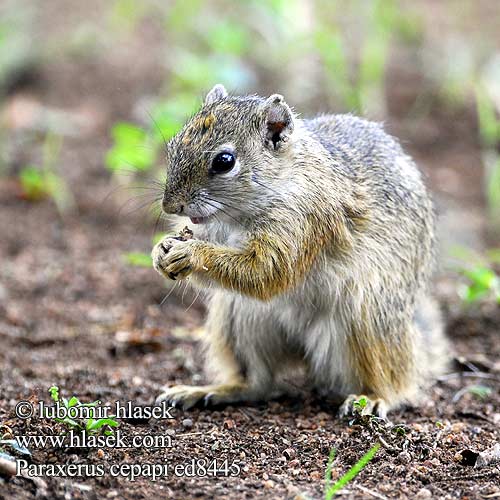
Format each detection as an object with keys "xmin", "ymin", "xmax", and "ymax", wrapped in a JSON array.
[
  {"xmin": 182, "ymin": 418, "xmax": 193, "ymax": 429},
  {"xmin": 415, "ymin": 488, "xmax": 432, "ymax": 499},
  {"xmin": 397, "ymin": 451, "xmax": 412, "ymax": 463}
]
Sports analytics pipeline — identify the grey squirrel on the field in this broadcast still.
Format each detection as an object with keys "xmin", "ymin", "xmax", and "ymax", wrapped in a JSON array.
[{"xmin": 151, "ymin": 84, "xmax": 448, "ymax": 417}]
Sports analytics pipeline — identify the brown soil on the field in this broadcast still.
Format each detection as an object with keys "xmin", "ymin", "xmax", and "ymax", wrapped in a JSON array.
[{"xmin": 1, "ymin": 5, "xmax": 499, "ymax": 500}]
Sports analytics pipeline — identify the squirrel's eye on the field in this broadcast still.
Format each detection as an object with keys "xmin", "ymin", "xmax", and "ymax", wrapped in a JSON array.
[{"xmin": 211, "ymin": 152, "xmax": 235, "ymax": 174}]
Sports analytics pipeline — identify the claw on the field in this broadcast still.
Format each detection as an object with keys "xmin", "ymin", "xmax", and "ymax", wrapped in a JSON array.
[
  {"xmin": 338, "ymin": 394, "xmax": 388, "ymax": 419},
  {"xmin": 204, "ymin": 393, "xmax": 214, "ymax": 407}
]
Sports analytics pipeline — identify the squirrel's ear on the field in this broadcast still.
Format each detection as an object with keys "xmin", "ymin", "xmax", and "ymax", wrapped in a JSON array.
[
  {"xmin": 262, "ymin": 94, "xmax": 294, "ymax": 151},
  {"xmin": 204, "ymin": 84, "xmax": 228, "ymax": 105}
]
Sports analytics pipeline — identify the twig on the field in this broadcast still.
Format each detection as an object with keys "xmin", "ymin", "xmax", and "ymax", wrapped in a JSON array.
[
  {"xmin": 376, "ymin": 435, "xmax": 399, "ymax": 453},
  {"xmin": 434, "ymin": 469, "xmax": 499, "ymax": 483},
  {"xmin": 438, "ymin": 372, "xmax": 500, "ymax": 383}
]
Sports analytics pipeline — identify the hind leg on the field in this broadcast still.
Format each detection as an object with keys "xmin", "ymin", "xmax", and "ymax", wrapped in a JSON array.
[{"xmin": 157, "ymin": 292, "xmax": 280, "ymax": 409}]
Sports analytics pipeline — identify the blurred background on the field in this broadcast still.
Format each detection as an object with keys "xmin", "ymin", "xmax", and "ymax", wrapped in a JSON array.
[
  {"xmin": 0, "ymin": 0, "xmax": 499, "ymax": 351},
  {"xmin": 1, "ymin": 3, "xmax": 499, "ymax": 498}
]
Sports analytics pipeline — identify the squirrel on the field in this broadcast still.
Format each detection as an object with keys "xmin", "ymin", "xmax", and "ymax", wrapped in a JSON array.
[{"xmin": 151, "ymin": 84, "xmax": 449, "ymax": 418}]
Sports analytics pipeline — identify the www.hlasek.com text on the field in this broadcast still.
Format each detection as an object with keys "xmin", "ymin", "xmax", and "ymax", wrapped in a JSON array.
[{"xmin": 15, "ymin": 429, "xmax": 173, "ymax": 450}]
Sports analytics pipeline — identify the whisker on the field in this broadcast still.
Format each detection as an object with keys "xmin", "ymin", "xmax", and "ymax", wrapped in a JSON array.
[
  {"xmin": 184, "ymin": 285, "xmax": 202, "ymax": 313},
  {"xmin": 117, "ymin": 196, "xmax": 163, "ymax": 217},
  {"xmin": 252, "ymin": 178, "xmax": 282, "ymax": 198},
  {"xmin": 145, "ymin": 108, "xmax": 169, "ymax": 151},
  {"xmin": 152, "ymin": 209, "xmax": 164, "ymax": 239},
  {"xmin": 203, "ymin": 198, "xmax": 247, "ymax": 229},
  {"xmin": 160, "ymin": 282, "xmax": 179, "ymax": 306}
]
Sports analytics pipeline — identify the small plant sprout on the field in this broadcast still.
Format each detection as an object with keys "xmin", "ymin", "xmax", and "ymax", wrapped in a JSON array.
[
  {"xmin": 106, "ymin": 122, "xmax": 157, "ymax": 173},
  {"xmin": 48, "ymin": 386, "xmax": 119, "ymax": 436},
  {"xmin": 353, "ymin": 396, "xmax": 368, "ymax": 413},
  {"xmin": 123, "ymin": 232, "xmax": 167, "ymax": 268},
  {"xmin": 123, "ymin": 252, "xmax": 152, "ymax": 267},
  {"xmin": 106, "ymin": 96, "xmax": 199, "ymax": 179},
  {"xmin": 18, "ymin": 133, "xmax": 73, "ymax": 213},
  {"xmin": 450, "ymin": 246, "xmax": 500, "ymax": 305},
  {"xmin": 324, "ymin": 443, "xmax": 380, "ymax": 499},
  {"xmin": 452, "ymin": 385, "xmax": 493, "ymax": 403},
  {"xmin": 457, "ymin": 265, "xmax": 500, "ymax": 305},
  {"xmin": 475, "ymin": 83, "xmax": 500, "ymax": 232}
]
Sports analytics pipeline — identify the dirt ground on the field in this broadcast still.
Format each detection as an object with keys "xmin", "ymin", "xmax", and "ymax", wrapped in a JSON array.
[{"xmin": 1, "ymin": 5, "xmax": 499, "ymax": 500}]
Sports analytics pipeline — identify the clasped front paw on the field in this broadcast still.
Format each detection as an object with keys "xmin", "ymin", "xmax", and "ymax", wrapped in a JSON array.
[{"xmin": 151, "ymin": 237, "xmax": 199, "ymax": 281}]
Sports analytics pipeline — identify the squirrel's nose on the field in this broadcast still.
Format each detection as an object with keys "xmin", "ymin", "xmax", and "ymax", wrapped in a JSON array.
[{"xmin": 162, "ymin": 195, "xmax": 184, "ymax": 215}]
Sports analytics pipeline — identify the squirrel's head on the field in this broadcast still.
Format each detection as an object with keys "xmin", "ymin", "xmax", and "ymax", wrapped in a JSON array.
[{"xmin": 162, "ymin": 84, "xmax": 296, "ymax": 225}]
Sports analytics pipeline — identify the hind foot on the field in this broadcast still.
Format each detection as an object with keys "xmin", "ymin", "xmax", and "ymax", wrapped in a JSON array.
[
  {"xmin": 338, "ymin": 394, "xmax": 388, "ymax": 419},
  {"xmin": 156, "ymin": 383, "xmax": 254, "ymax": 410}
]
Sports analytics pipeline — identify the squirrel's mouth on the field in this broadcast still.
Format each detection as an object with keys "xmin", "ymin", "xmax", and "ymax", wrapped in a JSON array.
[{"xmin": 189, "ymin": 216, "xmax": 210, "ymax": 224}]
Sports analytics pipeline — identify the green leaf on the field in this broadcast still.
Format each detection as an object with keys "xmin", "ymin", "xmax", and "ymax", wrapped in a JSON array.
[
  {"xmin": 475, "ymin": 85, "xmax": 500, "ymax": 148},
  {"xmin": 106, "ymin": 122, "xmax": 157, "ymax": 172},
  {"xmin": 324, "ymin": 448, "xmax": 336, "ymax": 490},
  {"xmin": 463, "ymin": 267, "xmax": 497, "ymax": 290},
  {"xmin": 49, "ymin": 386, "xmax": 59, "ymax": 402},
  {"xmin": 87, "ymin": 419, "xmax": 119, "ymax": 431},
  {"xmin": 67, "ymin": 396, "xmax": 79, "ymax": 408},
  {"xmin": 353, "ymin": 397, "xmax": 368, "ymax": 410},
  {"xmin": 19, "ymin": 166, "xmax": 47, "ymax": 200},
  {"xmin": 325, "ymin": 443, "xmax": 380, "ymax": 499},
  {"xmin": 56, "ymin": 417, "xmax": 82, "ymax": 429},
  {"xmin": 78, "ymin": 401, "xmax": 100, "ymax": 407},
  {"xmin": 466, "ymin": 385, "xmax": 492, "ymax": 400},
  {"xmin": 123, "ymin": 252, "xmax": 152, "ymax": 267}
]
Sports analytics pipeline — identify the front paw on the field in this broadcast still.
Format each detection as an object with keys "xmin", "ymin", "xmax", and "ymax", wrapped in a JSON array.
[{"xmin": 151, "ymin": 237, "xmax": 199, "ymax": 281}]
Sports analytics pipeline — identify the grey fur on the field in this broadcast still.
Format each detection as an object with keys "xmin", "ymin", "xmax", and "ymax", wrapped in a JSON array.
[{"xmin": 152, "ymin": 87, "xmax": 449, "ymax": 416}]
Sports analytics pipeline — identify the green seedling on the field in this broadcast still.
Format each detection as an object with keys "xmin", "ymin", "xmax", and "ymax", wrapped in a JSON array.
[
  {"xmin": 453, "ymin": 384, "xmax": 493, "ymax": 403},
  {"xmin": 324, "ymin": 443, "xmax": 380, "ymax": 499},
  {"xmin": 465, "ymin": 385, "xmax": 492, "ymax": 399},
  {"xmin": 106, "ymin": 96, "xmax": 198, "ymax": 177},
  {"xmin": 314, "ymin": 0, "xmax": 400, "ymax": 117},
  {"xmin": 476, "ymin": 85, "xmax": 500, "ymax": 148},
  {"xmin": 353, "ymin": 397, "xmax": 368, "ymax": 412},
  {"xmin": 123, "ymin": 232, "xmax": 166, "ymax": 268},
  {"xmin": 475, "ymin": 85, "xmax": 500, "ymax": 229},
  {"xmin": 459, "ymin": 265, "xmax": 500, "ymax": 305},
  {"xmin": 18, "ymin": 133, "xmax": 73, "ymax": 213},
  {"xmin": 106, "ymin": 122, "xmax": 157, "ymax": 172},
  {"xmin": 19, "ymin": 166, "xmax": 60, "ymax": 201},
  {"xmin": 450, "ymin": 246, "xmax": 500, "ymax": 305},
  {"xmin": 48, "ymin": 386, "xmax": 118, "ymax": 436},
  {"xmin": 123, "ymin": 251, "xmax": 152, "ymax": 268}
]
